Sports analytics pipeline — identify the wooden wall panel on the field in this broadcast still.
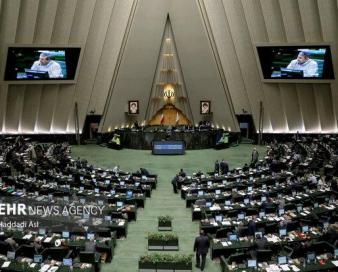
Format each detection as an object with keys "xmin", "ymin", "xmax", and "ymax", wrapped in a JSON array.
[
  {"xmin": 66, "ymin": 0, "xmax": 97, "ymax": 132},
  {"xmin": 5, "ymin": 85, "xmax": 25, "ymax": 132},
  {"xmin": 0, "ymin": 0, "xmax": 21, "ymax": 132},
  {"xmin": 20, "ymin": 85, "xmax": 42, "ymax": 132},
  {"xmin": 298, "ymin": 0, "xmax": 323, "ymax": 41},
  {"xmin": 71, "ymin": 0, "xmax": 115, "ymax": 132},
  {"xmin": 16, "ymin": 0, "xmax": 40, "ymax": 132},
  {"xmin": 221, "ymin": 0, "xmax": 265, "ymax": 129},
  {"xmin": 51, "ymin": 0, "xmax": 77, "ymax": 44},
  {"xmin": 51, "ymin": 85, "xmax": 75, "ymax": 131},
  {"xmin": 317, "ymin": 0, "xmax": 338, "ymax": 131},
  {"xmin": 279, "ymin": 0, "xmax": 318, "ymax": 132},
  {"xmin": 258, "ymin": 0, "xmax": 287, "ymax": 131},
  {"xmin": 89, "ymin": 0, "xmax": 135, "ymax": 115},
  {"xmin": 279, "ymin": 0, "xmax": 305, "ymax": 41},
  {"xmin": 203, "ymin": 0, "xmax": 251, "ymax": 116},
  {"xmin": 36, "ymin": 85, "xmax": 59, "ymax": 132},
  {"xmin": 25, "ymin": 0, "xmax": 59, "ymax": 133},
  {"xmin": 101, "ymin": 0, "xmax": 169, "ymax": 131},
  {"xmin": 313, "ymin": 84, "xmax": 335, "ymax": 132},
  {"xmin": 15, "ymin": 0, "xmax": 39, "ymax": 43},
  {"xmin": 34, "ymin": 0, "xmax": 59, "ymax": 44},
  {"xmin": 279, "ymin": 84, "xmax": 303, "ymax": 132},
  {"xmin": 297, "ymin": 84, "xmax": 320, "ymax": 131},
  {"xmin": 168, "ymin": 0, "xmax": 237, "ymax": 130}
]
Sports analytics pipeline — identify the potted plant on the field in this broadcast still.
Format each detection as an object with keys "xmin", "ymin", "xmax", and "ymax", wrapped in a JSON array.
[
  {"xmin": 138, "ymin": 254, "xmax": 192, "ymax": 271},
  {"xmin": 174, "ymin": 253, "xmax": 193, "ymax": 271},
  {"xmin": 139, "ymin": 254, "xmax": 156, "ymax": 272},
  {"xmin": 148, "ymin": 233, "xmax": 179, "ymax": 251},
  {"xmin": 158, "ymin": 215, "xmax": 173, "ymax": 231},
  {"xmin": 163, "ymin": 233, "xmax": 179, "ymax": 251},
  {"xmin": 156, "ymin": 253, "xmax": 174, "ymax": 271},
  {"xmin": 148, "ymin": 232, "xmax": 165, "ymax": 250}
]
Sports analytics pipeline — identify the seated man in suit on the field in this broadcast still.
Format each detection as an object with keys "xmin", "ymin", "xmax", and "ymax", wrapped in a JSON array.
[
  {"xmin": 214, "ymin": 160, "xmax": 220, "ymax": 174},
  {"xmin": 220, "ymin": 159, "xmax": 229, "ymax": 175},
  {"xmin": 85, "ymin": 236, "xmax": 96, "ymax": 252},
  {"xmin": 248, "ymin": 217, "xmax": 257, "ymax": 237},
  {"xmin": 255, "ymin": 233, "xmax": 268, "ymax": 249},
  {"xmin": 140, "ymin": 168, "xmax": 150, "ymax": 176},
  {"xmin": 5, "ymin": 237, "xmax": 18, "ymax": 251},
  {"xmin": 178, "ymin": 168, "xmax": 186, "ymax": 178}
]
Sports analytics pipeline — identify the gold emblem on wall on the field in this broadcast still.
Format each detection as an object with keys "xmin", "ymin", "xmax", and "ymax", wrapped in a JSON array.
[{"xmin": 163, "ymin": 84, "xmax": 175, "ymax": 101}]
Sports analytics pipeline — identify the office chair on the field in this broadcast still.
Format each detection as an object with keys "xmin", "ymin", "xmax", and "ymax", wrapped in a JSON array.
[
  {"xmin": 256, "ymin": 249, "xmax": 273, "ymax": 262},
  {"xmin": 286, "ymin": 221, "xmax": 299, "ymax": 232},
  {"xmin": 0, "ymin": 241, "xmax": 10, "ymax": 255},
  {"xmin": 265, "ymin": 222, "xmax": 278, "ymax": 234},
  {"xmin": 233, "ymin": 195, "xmax": 244, "ymax": 203},
  {"xmin": 307, "ymin": 241, "xmax": 335, "ymax": 256},
  {"xmin": 16, "ymin": 245, "xmax": 36, "ymax": 259},
  {"xmin": 227, "ymin": 252, "xmax": 247, "ymax": 264},
  {"xmin": 195, "ymin": 199, "xmax": 206, "ymax": 206},
  {"xmin": 227, "ymin": 210, "xmax": 238, "ymax": 219},
  {"xmin": 265, "ymin": 204, "xmax": 277, "ymax": 214},
  {"xmin": 111, "ymin": 212, "xmax": 124, "ymax": 219},
  {"xmin": 216, "ymin": 227, "xmax": 233, "ymax": 239},
  {"xmin": 238, "ymin": 226, "xmax": 250, "ymax": 238},
  {"xmin": 95, "ymin": 227, "xmax": 112, "ymax": 238},
  {"xmin": 41, "ymin": 247, "xmax": 71, "ymax": 261},
  {"xmin": 124, "ymin": 199, "xmax": 135, "ymax": 205},
  {"xmin": 284, "ymin": 243, "xmax": 302, "ymax": 259},
  {"xmin": 315, "ymin": 195, "xmax": 326, "ymax": 204},
  {"xmin": 79, "ymin": 251, "xmax": 100, "ymax": 263},
  {"xmin": 203, "ymin": 211, "xmax": 213, "ymax": 220},
  {"xmin": 246, "ymin": 208, "xmax": 258, "ymax": 216},
  {"xmin": 284, "ymin": 203, "xmax": 296, "ymax": 211}
]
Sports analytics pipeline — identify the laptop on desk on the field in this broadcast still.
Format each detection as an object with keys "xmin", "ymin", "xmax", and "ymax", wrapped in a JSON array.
[
  {"xmin": 24, "ymin": 69, "xmax": 49, "ymax": 79},
  {"xmin": 280, "ymin": 68, "xmax": 304, "ymax": 78}
]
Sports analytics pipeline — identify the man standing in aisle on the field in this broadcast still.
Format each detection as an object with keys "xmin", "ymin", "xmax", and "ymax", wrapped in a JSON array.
[
  {"xmin": 171, "ymin": 174, "xmax": 178, "ymax": 194},
  {"xmin": 251, "ymin": 147, "xmax": 259, "ymax": 167},
  {"xmin": 193, "ymin": 230, "xmax": 210, "ymax": 271}
]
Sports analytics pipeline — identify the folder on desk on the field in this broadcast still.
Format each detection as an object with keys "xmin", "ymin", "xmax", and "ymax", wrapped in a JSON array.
[
  {"xmin": 332, "ymin": 260, "xmax": 338, "ymax": 267},
  {"xmin": 23, "ymin": 234, "xmax": 33, "ymax": 239},
  {"xmin": 291, "ymin": 265, "xmax": 300, "ymax": 271},
  {"xmin": 280, "ymin": 264, "xmax": 290, "ymax": 271},
  {"xmin": 2, "ymin": 262, "xmax": 10, "ymax": 268},
  {"xmin": 221, "ymin": 241, "xmax": 228, "ymax": 247},
  {"xmin": 44, "ymin": 237, "xmax": 52, "ymax": 243}
]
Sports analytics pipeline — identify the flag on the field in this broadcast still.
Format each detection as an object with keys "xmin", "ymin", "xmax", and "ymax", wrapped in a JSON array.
[
  {"xmin": 160, "ymin": 113, "xmax": 164, "ymax": 125},
  {"xmin": 175, "ymin": 112, "xmax": 180, "ymax": 124}
]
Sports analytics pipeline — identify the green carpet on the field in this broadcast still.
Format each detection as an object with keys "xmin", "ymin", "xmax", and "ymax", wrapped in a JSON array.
[{"xmin": 71, "ymin": 144, "xmax": 266, "ymax": 272}]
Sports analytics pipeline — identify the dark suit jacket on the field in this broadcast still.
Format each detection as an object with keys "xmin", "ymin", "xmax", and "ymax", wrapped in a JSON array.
[
  {"xmin": 255, "ymin": 237, "xmax": 268, "ymax": 249},
  {"xmin": 140, "ymin": 168, "xmax": 150, "ymax": 176},
  {"xmin": 252, "ymin": 150, "xmax": 259, "ymax": 163},
  {"xmin": 194, "ymin": 235, "xmax": 210, "ymax": 255},
  {"xmin": 85, "ymin": 241, "xmax": 96, "ymax": 252},
  {"xmin": 248, "ymin": 220, "xmax": 257, "ymax": 236},
  {"xmin": 214, "ymin": 162, "xmax": 219, "ymax": 173},
  {"xmin": 220, "ymin": 161, "xmax": 229, "ymax": 174}
]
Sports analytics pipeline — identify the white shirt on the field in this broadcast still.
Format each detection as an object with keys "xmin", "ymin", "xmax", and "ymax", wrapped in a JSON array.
[
  {"xmin": 31, "ymin": 60, "xmax": 63, "ymax": 78},
  {"xmin": 287, "ymin": 59, "xmax": 318, "ymax": 77}
]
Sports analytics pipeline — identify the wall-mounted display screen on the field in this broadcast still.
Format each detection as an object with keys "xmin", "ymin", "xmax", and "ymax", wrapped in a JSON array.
[
  {"xmin": 4, "ymin": 47, "xmax": 81, "ymax": 82},
  {"xmin": 256, "ymin": 45, "xmax": 334, "ymax": 80}
]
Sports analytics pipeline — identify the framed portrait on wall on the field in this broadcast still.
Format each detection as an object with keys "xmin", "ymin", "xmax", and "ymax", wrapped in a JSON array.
[
  {"xmin": 200, "ymin": 101, "xmax": 211, "ymax": 114},
  {"xmin": 128, "ymin": 100, "xmax": 139, "ymax": 115}
]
